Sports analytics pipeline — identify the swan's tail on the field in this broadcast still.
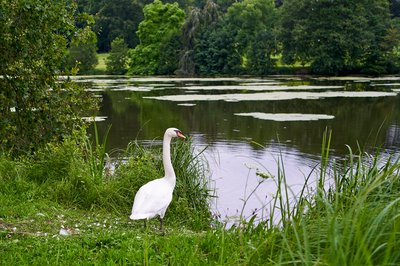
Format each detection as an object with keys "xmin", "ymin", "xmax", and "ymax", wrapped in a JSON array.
[
  {"xmin": 129, "ymin": 214, "xmax": 141, "ymax": 220},
  {"xmin": 129, "ymin": 213, "xmax": 154, "ymax": 220}
]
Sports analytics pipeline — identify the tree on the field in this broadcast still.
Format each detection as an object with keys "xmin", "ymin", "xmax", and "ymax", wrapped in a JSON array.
[
  {"xmin": 194, "ymin": 24, "xmax": 240, "ymax": 74},
  {"xmin": 178, "ymin": 0, "xmax": 221, "ymax": 75},
  {"xmin": 225, "ymin": 0, "xmax": 279, "ymax": 75},
  {"xmin": 64, "ymin": 25, "xmax": 98, "ymax": 74},
  {"xmin": 106, "ymin": 37, "xmax": 129, "ymax": 75},
  {"xmin": 91, "ymin": 0, "xmax": 147, "ymax": 52},
  {"xmin": 280, "ymin": 0, "xmax": 393, "ymax": 75},
  {"xmin": 0, "ymin": 0, "xmax": 96, "ymax": 155},
  {"xmin": 128, "ymin": 0, "xmax": 185, "ymax": 75},
  {"xmin": 390, "ymin": 0, "xmax": 400, "ymax": 18},
  {"xmin": 193, "ymin": 0, "xmax": 279, "ymax": 75},
  {"xmin": 380, "ymin": 18, "xmax": 400, "ymax": 73}
]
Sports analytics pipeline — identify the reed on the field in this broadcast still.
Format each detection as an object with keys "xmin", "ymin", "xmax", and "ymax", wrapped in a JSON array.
[
  {"xmin": 240, "ymin": 129, "xmax": 400, "ymax": 265},
  {"xmin": 83, "ymin": 122, "xmax": 112, "ymax": 184}
]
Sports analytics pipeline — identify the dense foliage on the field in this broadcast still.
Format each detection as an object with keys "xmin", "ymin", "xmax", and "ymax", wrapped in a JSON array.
[
  {"xmin": 75, "ymin": 0, "xmax": 400, "ymax": 75},
  {"xmin": 281, "ymin": 0, "xmax": 399, "ymax": 75},
  {"xmin": 77, "ymin": 0, "xmax": 147, "ymax": 52},
  {"xmin": 0, "ymin": 0, "xmax": 96, "ymax": 156},
  {"xmin": 106, "ymin": 37, "xmax": 129, "ymax": 75},
  {"xmin": 63, "ymin": 25, "xmax": 99, "ymax": 73},
  {"xmin": 128, "ymin": 0, "xmax": 186, "ymax": 75}
]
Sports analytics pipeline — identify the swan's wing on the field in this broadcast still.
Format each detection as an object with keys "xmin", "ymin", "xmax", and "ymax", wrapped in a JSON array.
[{"xmin": 130, "ymin": 179, "xmax": 173, "ymax": 220}]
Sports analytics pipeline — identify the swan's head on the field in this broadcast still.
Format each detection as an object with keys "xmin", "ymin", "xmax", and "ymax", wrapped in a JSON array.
[{"xmin": 165, "ymin": 128, "xmax": 186, "ymax": 139}]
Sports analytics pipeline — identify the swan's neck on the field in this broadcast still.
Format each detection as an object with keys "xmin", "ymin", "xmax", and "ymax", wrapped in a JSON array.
[{"xmin": 163, "ymin": 134, "xmax": 176, "ymax": 186}]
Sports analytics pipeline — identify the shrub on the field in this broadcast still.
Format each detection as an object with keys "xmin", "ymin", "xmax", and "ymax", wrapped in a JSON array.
[
  {"xmin": 106, "ymin": 37, "xmax": 129, "ymax": 75},
  {"xmin": 0, "ymin": 0, "xmax": 97, "ymax": 156},
  {"xmin": 64, "ymin": 26, "xmax": 99, "ymax": 74}
]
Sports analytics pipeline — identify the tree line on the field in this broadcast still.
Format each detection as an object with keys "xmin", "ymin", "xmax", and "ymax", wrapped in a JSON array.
[{"xmin": 74, "ymin": 0, "xmax": 400, "ymax": 75}]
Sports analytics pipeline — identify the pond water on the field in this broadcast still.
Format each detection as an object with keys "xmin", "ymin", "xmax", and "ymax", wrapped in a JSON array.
[{"xmin": 76, "ymin": 75, "xmax": 400, "ymax": 224}]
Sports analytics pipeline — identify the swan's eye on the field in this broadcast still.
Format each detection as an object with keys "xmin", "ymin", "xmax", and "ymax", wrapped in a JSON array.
[{"xmin": 175, "ymin": 130, "xmax": 186, "ymax": 139}]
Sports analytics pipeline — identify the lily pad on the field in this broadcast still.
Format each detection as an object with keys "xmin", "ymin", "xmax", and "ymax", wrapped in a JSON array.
[
  {"xmin": 145, "ymin": 91, "xmax": 398, "ymax": 102},
  {"xmin": 234, "ymin": 112, "xmax": 335, "ymax": 121}
]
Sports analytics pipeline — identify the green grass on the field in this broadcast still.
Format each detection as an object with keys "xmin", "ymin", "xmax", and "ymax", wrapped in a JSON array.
[
  {"xmin": 272, "ymin": 54, "xmax": 311, "ymax": 74},
  {"xmin": 95, "ymin": 53, "xmax": 109, "ymax": 72},
  {"xmin": 1, "ymin": 130, "xmax": 400, "ymax": 265}
]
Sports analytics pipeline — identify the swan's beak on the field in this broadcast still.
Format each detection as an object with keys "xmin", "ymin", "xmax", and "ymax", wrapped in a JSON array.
[{"xmin": 177, "ymin": 131, "xmax": 186, "ymax": 139}]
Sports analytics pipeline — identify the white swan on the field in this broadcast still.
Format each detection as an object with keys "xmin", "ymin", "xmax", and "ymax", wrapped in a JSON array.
[{"xmin": 129, "ymin": 128, "xmax": 186, "ymax": 230}]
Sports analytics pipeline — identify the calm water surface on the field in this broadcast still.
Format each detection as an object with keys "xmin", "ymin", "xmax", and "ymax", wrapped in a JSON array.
[{"xmin": 77, "ymin": 75, "xmax": 400, "ymax": 223}]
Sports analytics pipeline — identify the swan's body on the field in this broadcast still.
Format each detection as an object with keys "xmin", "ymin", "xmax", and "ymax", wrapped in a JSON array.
[{"xmin": 130, "ymin": 128, "xmax": 185, "ymax": 230}]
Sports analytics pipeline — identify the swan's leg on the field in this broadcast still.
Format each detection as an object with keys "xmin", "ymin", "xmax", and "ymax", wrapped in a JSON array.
[{"xmin": 159, "ymin": 216, "xmax": 164, "ymax": 231}]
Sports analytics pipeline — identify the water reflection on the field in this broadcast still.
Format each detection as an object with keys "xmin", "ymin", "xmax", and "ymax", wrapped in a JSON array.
[{"xmin": 81, "ymin": 75, "xmax": 400, "ymax": 224}]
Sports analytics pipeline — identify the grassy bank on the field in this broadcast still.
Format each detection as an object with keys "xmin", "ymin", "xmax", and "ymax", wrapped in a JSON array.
[
  {"xmin": 1, "ymin": 131, "xmax": 400, "ymax": 265},
  {"xmin": 95, "ymin": 53, "xmax": 108, "ymax": 73}
]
